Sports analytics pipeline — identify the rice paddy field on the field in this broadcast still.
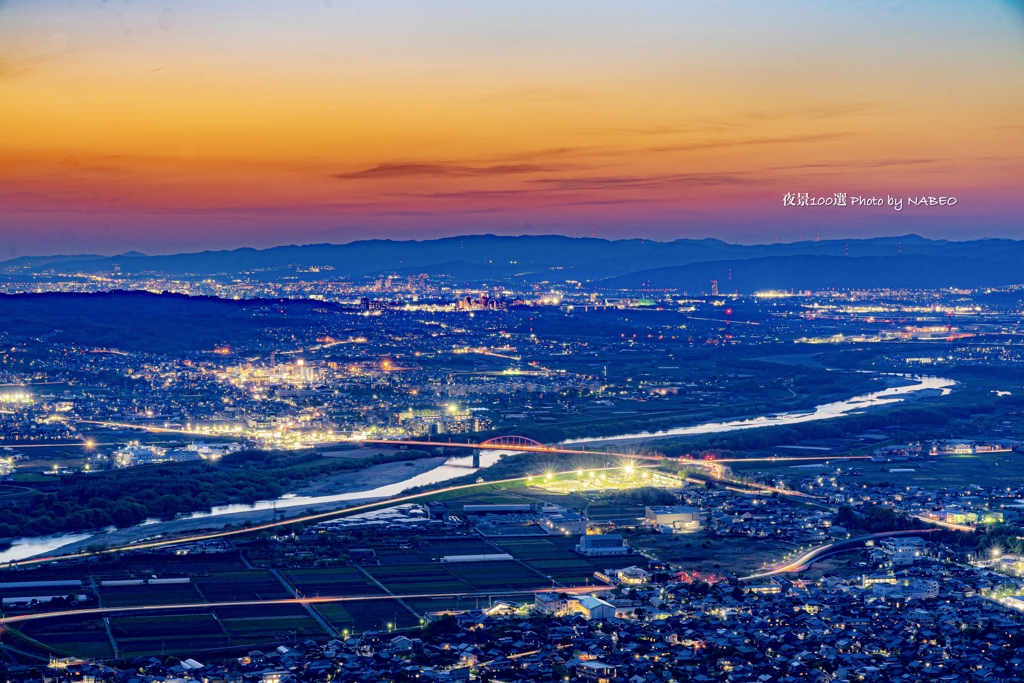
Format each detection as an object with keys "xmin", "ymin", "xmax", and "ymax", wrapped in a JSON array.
[
  {"xmin": 195, "ymin": 570, "xmax": 291, "ymax": 602},
  {"xmin": 727, "ymin": 452, "xmax": 1024, "ymax": 489},
  {"xmin": 364, "ymin": 563, "xmax": 474, "ymax": 594},
  {"xmin": 109, "ymin": 613, "xmax": 229, "ymax": 657},
  {"xmin": 215, "ymin": 604, "xmax": 323, "ymax": 644},
  {"xmin": 0, "ymin": 487, "xmax": 666, "ymax": 658},
  {"xmin": 14, "ymin": 616, "xmax": 114, "ymax": 660},
  {"xmin": 314, "ymin": 599, "xmax": 420, "ymax": 633},
  {"xmin": 281, "ymin": 567, "xmax": 385, "ymax": 597},
  {"xmin": 98, "ymin": 582, "xmax": 205, "ymax": 608}
]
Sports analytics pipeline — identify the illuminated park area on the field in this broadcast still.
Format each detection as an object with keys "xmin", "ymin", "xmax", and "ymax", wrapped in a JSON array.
[
  {"xmin": 0, "ymin": 390, "xmax": 33, "ymax": 405},
  {"xmin": 530, "ymin": 464, "xmax": 681, "ymax": 494}
]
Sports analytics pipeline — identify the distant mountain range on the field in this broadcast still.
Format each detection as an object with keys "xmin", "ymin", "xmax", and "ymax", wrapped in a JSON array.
[{"xmin": 4, "ymin": 234, "xmax": 1024, "ymax": 292}]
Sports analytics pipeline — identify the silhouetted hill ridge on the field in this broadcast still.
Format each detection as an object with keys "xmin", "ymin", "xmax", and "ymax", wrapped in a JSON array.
[{"xmin": 3, "ymin": 234, "xmax": 1023, "ymax": 291}]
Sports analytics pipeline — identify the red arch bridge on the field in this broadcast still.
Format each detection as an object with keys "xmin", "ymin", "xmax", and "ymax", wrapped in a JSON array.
[{"xmin": 480, "ymin": 435, "xmax": 545, "ymax": 449}]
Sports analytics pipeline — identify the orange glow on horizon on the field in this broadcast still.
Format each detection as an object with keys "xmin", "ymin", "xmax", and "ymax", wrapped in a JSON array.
[{"xmin": 1, "ymin": 1, "xmax": 1022, "ymax": 251}]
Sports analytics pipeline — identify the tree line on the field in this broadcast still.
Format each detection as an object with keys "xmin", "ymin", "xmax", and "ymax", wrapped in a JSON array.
[{"xmin": 0, "ymin": 448, "xmax": 433, "ymax": 540}]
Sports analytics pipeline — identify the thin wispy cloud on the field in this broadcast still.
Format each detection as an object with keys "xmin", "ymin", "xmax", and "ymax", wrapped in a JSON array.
[
  {"xmin": 763, "ymin": 158, "xmax": 943, "ymax": 172},
  {"xmin": 528, "ymin": 172, "xmax": 766, "ymax": 192},
  {"xmin": 647, "ymin": 131, "xmax": 853, "ymax": 154},
  {"xmin": 332, "ymin": 162, "xmax": 565, "ymax": 180},
  {"xmin": 742, "ymin": 102, "xmax": 884, "ymax": 123}
]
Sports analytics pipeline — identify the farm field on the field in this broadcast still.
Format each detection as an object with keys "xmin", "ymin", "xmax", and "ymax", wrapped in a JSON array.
[
  {"xmin": 838, "ymin": 454, "xmax": 1024, "ymax": 488},
  {"xmin": 110, "ymin": 612, "xmax": 229, "ymax": 657},
  {"xmin": 727, "ymin": 453, "xmax": 1024, "ymax": 489},
  {"xmin": 625, "ymin": 532, "xmax": 793, "ymax": 576},
  {"xmin": 100, "ymin": 553, "xmax": 249, "ymax": 574},
  {"xmin": 1, "ymin": 533, "xmax": 619, "ymax": 658},
  {"xmin": 584, "ymin": 500, "xmax": 648, "ymax": 526},
  {"xmin": 492, "ymin": 536, "xmax": 641, "ymax": 584},
  {"xmin": 443, "ymin": 560, "xmax": 546, "ymax": 591},
  {"xmin": 195, "ymin": 571, "xmax": 291, "ymax": 602},
  {"xmin": 373, "ymin": 537, "xmax": 498, "ymax": 565},
  {"xmin": 281, "ymin": 567, "xmax": 386, "ymax": 597},
  {"xmin": 215, "ymin": 604, "xmax": 326, "ymax": 643},
  {"xmin": 0, "ymin": 552, "xmax": 246, "ymax": 583},
  {"xmin": 16, "ymin": 616, "xmax": 114, "ymax": 659},
  {"xmin": 98, "ymin": 582, "xmax": 205, "ymax": 608},
  {"xmin": 365, "ymin": 563, "xmax": 474, "ymax": 595},
  {"xmin": 314, "ymin": 598, "xmax": 420, "ymax": 633},
  {"xmin": 363, "ymin": 534, "xmax": 622, "ymax": 594},
  {"xmin": 0, "ymin": 487, "xmax": 701, "ymax": 657}
]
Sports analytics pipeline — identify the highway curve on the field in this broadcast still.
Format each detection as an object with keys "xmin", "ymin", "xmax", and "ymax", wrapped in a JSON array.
[{"xmin": 739, "ymin": 529, "xmax": 938, "ymax": 581}]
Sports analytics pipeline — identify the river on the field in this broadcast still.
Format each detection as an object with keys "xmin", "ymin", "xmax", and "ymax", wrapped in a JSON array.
[
  {"xmin": 563, "ymin": 374, "xmax": 954, "ymax": 445},
  {"xmin": 0, "ymin": 452, "xmax": 507, "ymax": 564},
  {"xmin": 178, "ymin": 451, "xmax": 506, "ymax": 520},
  {"xmin": 1, "ymin": 374, "xmax": 953, "ymax": 562},
  {"xmin": 0, "ymin": 533, "xmax": 95, "ymax": 564}
]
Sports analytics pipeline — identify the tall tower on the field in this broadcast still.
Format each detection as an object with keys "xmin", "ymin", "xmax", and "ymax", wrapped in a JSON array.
[{"xmin": 710, "ymin": 280, "xmax": 719, "ymax": 296}]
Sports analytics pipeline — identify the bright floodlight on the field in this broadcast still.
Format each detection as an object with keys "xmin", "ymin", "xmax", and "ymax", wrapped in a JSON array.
[{"xmin": 624, "ymin": 464, "xmax": 634, "ymax": 474}]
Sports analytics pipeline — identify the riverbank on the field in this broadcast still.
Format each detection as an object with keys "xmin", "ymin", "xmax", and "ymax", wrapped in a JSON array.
[
  {"xmin": 9, "ymin": 456, "xmax": 450, "ymax": 561},
  {"xmin": 291, "ymin": 456, "xmax": 446, "ymax": 496}
]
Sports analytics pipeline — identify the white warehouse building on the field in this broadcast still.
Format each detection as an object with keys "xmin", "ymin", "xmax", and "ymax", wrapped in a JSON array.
[{"xmin": 645, "ymin": 505, "xmax": 701, "ymax": 532}]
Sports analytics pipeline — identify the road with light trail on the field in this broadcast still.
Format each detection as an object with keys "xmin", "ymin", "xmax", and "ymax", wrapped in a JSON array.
[
  {"xmin": 739, "ymin": 529, "xmax": 939, "ymax": 581},
  {"xmin": 0, "ymin": 586, "xmax": 597, "ymax": 628}
]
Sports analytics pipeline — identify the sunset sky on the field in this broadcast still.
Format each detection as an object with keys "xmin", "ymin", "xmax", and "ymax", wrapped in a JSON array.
[{"xmin": 2, "ymin": 0, "xmax": 1022, "ymax": 255}]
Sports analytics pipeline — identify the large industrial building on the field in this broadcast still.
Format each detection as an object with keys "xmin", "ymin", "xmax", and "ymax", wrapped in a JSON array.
[
  {"xmin": 645, "ymin": 505, "xmax": 702, "ymax": 532},
  {"xmin": 576, "ymin": 596, "xmax": 616, "ymax": 620},
  {"xmin": 576, "ymin": 533, "xmax": 630, "ymax": 556}
]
